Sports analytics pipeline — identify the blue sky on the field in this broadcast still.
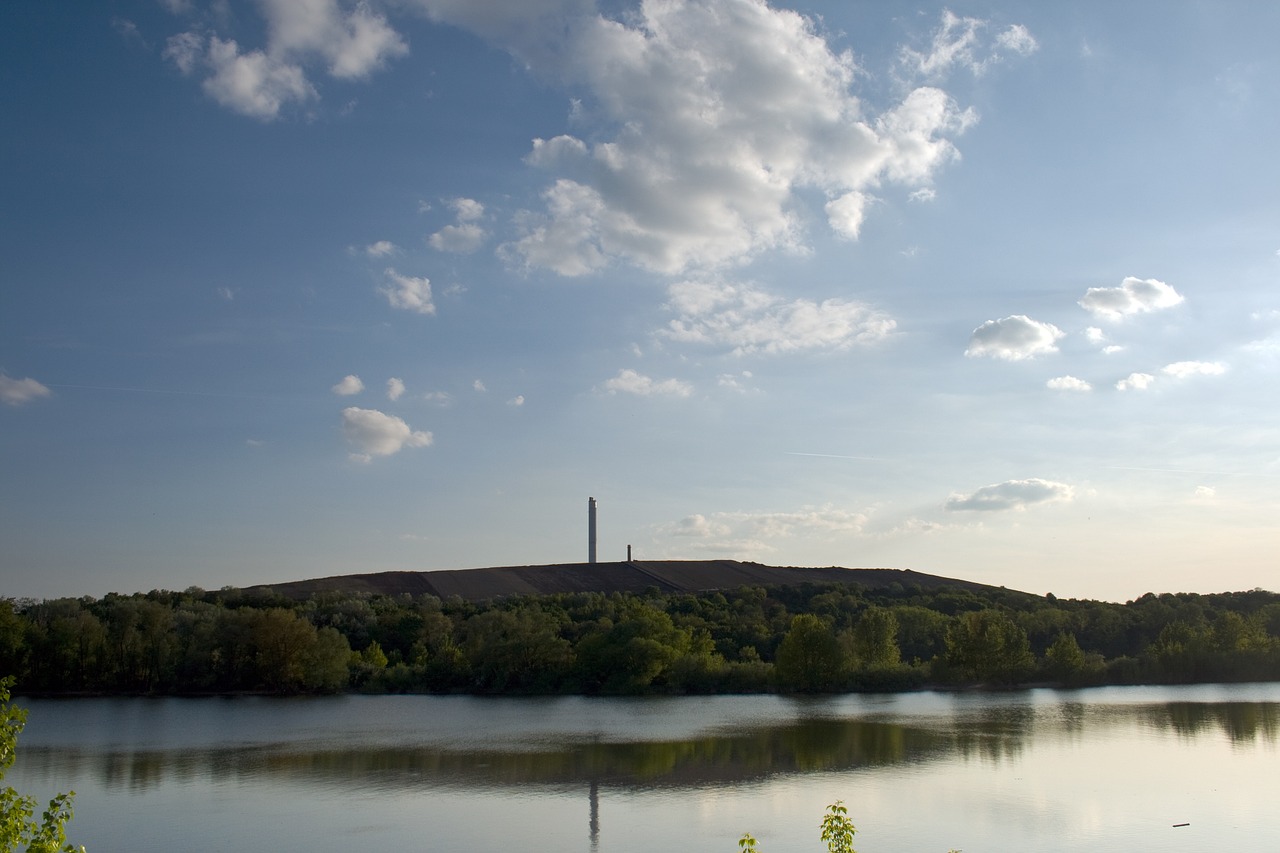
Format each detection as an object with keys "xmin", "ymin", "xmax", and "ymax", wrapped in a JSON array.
[{"xmin": 3, "ymin": 0, "xmax": 1278, "ymax": 602}]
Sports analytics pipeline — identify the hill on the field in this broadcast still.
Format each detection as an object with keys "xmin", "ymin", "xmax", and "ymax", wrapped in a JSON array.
[{"xmin": 246, "ymin": 560, "xmax": 1021, "ymax": 602}]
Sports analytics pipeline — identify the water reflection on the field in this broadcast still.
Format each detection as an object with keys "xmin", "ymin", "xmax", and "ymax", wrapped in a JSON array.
[{"xmin": 18, "ymin": 698, "xmax": 1279, "ymax": 798}]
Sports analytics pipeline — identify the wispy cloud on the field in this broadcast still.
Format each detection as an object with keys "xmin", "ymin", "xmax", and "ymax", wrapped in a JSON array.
[{"xmin": 661, "ymin": 280, "xmax": 895, "ymax": 356}]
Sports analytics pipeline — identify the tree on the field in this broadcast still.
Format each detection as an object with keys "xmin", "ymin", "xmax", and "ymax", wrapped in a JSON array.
[
  {"xmin": 850, "ymin": 607, "xmax": 900, "ymax": 670},
  {"xmin": 1, "ymin": 677, "xmax": 85, "ymax": 852},
  {"xmin": 944, "ymin": 609, "xmax": 1034, "ymax": 684},
  {"xmin": 775, "ymin": 615, "xmax": 845, "ymax": 692},
  {"xmin": 1043, "ymin": 631, "xmax": 1088, "ymax": 683}
]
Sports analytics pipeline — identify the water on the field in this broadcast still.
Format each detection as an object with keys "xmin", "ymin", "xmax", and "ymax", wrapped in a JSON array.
[{"xmin": 10, "ymin": 684, "xmax": 1280, "ymax": 852}]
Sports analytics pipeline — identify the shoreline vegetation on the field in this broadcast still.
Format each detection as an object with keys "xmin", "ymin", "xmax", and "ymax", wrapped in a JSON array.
[{"xmin": 3, "ymin": 580, "xmax": 1279, "ymax": 696}]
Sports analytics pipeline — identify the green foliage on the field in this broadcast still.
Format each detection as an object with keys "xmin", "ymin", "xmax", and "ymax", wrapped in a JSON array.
[
  {"xmin": 1, "ymin": 677, "xmax": 85, "ymax": 853},
  {"xmin": 851, "ymin": 607, "xmax": 900, "ymax": 670},
  {"xmin": 775, "ymin": 614, "xmax": 846, "ymax": 692},
  {"xmin": 3, "ymin": 579, "xmax": 1279, "ymax": 697},
  {"xmin": 944, "ymin": 610, "xmax": 1034, "ymax": 684},
  {"xmin": 740, "ymin": 801, "xmax": 966, "ymax": 853},
  {"xmin": 819, "ymin": 800, "xmax": 856, "ymax": 853}
]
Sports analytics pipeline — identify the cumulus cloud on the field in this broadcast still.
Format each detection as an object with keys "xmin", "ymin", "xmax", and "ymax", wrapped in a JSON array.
[
  {"xmin": 0, "ymin": 373, "xmax": 52, "ymax": 406},
  {"xmin": 163, "ymin": 0, "xmax": 408, "ymax": 119},
  {"xmin": 600, "ymin": 369, "xmax": 694, "ymax": 398},
  {"xmin": 507, "ymin": 395, "xmax": 525, "ymax": 406},
  {"xmin": 340, "ymin": 406, "xmax": 432, "ymax": 462},
  {"xmin": 661, "ymin": 279, "xmax": 895, "ymax": 356},
  {"xmin": 945, "ymin": 478, "xmax": 1073, "ymax": 512},
  {"xmin": 1162, "ymin": 360, "xmax": 1227, "ymax": 379},
  {"xmin": 472, "ymin": 379, "xmax": 486, "ymax": 393},
  {"xmin": 380, "ymin": 268, "xmax": 435, "ymax": 315},
  {"xmin": 1079, "ymin": 277, "xmax": 1184, "ymax": 320},
  {"xmin": 500, "ymin": 2, "xmax": 984, "ymax": 275},
  {"xmin": 428, "ymin": 197, "xmax": 488, "ymax": 253},
  {"xmin": 165, "ymin": 33, "xmax": 317, "ymax": 120},
  {"xmin": 331, "ymin": 374, "xmax": 364, "ymax": 395},
  {"xmin": 386, "ymin": 377, "xmax": 405, "ymax": 400},
  {"xmin": 965, "ymin": 315, "xmax": 1064, "ymax": 360},
  {"xmin": 1047, "ymin": 375, "xmax": 1091, "ymax": 392},
  {"xmin": 1115, "ymin": 372, "xmax": 1155, "ymax": 391}
]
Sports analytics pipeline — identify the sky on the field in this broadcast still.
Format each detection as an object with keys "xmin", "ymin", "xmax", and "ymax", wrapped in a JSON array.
[{"xmin": 2, "ymin": 1, "xmax": 1279, "ymax": 603}]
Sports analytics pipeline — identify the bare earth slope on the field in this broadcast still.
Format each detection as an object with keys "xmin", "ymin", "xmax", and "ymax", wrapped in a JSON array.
[{"xmin": 247, "ymin": 560, "xmax": 1018, "ymax": 602}]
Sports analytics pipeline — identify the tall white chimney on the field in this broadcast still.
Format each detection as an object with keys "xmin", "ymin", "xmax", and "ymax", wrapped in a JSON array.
[{"xmin": 588, "ymin": 497, "xmax": 597, "ymax": 564}]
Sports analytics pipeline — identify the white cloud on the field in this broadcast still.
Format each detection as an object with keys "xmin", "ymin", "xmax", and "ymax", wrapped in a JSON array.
[
  {"xmin": 825, "ymin": 191, "xmax": 869, "ymax": 240},
  {"xmin": 600, "ymin": 369, "xmax": 693, "ymax": 398},
  {"xmin": 472, "ymin": 379, "xmax": 486, "ymax": 393},
  {"xmin": 945, "ymin": 478, "xmax": 1073, "ymax": 512},
  {"xmin": 380, "ymin": 268, "xmax": 435, "ymax": 315},
  {"xmin": 428, "ymin": 197, "xmax": 489, "ymax": 252},
  {"xmin": 507, "ymin": 395, "xmax": 525, "ymax": 406},
  {"xmin": 1047, "ymin": 375, "xmax": 1091, "ymax": 392},
  {"xmin": 341, "ymin": 406, "xmax": 432, "ymax": 461},
  {"xmin": 428, "ymin": 223, "xmax": 486, "ymax": 253},
  {"xmin": 995, "ymin": 24, "xmax": 1039, "ymax": 57},
  {"xmin": 217, "ymin": 286, "xmax": 235, "ymax": 301},
  {"xmin": 423, "ymin": 391, "xmax": 453, "ymax": 406},
  {"xmin": 1102, "ymin": 345, "xmax": 1125, "ymax": 355},
  {"xmin": 449, "ymin": 197, "xmax": 484, "ymax": 221},
  {"xmin": 1195, "ymin": 485, "xmax": 1217, "ymax": 500},
  {"xmin": 0, "ymin": 373, "xmax": 52, "ymax": 406},
  {"xmin": 671, "ymin": 514, "xmax": 731, "ymax": 538},
  {"xmin": 331, "ymin": 374, "xmax": 364, "ymax": 395},
  {"xmin": 501, "ymin": 3, "xmax": 980, "ymax": 276},
  {"xmin": 661, "ymin": 279, "xmax": 895, "ymax": 356},
  {"xmin": 965, "ymin": 315, "xmax": 1064, "ymax": 360},
  {"xmin": 1079, "ymin": 276, "xmax": 1184, "ymax": 320},
  {"xmin": 164, "ymin": 0, "xmax": 408, "ymax": 119},
  {"xmin": 259, "ymin": 0, "xmax": 408, "ymax": 80},
  {"xmin": 386, "ymin": 377, "xmax": 405, "ymax": 400},
  {"xmin": 365, "ymin": 240, "xmax": 396, "ymax": 257},
  {"xmin": 899, "ymin": 11, "xmax": 1036, "ymax": 80},
  {"xmin": 717, "ymin": 371, "xmax": 755, "ymax": 393},
  {"xmin": 165, "ymin": 33, "xmax": 318, "ymax": 120},
  {"xmin": 1162, "ymin": 360, "xmax": 1227, "ymax": 379},
  {"xmin": 908, "ymin": 187, "xmax": 936, "ymax": 203},
  {"xmin": 1116, "ymin": 372, "xmax": 1155, "ymax": 391},
  {"xmin": 667, "ymin": 505, "xmax": 868, "ymax": 542},
  {"xmin": 1084, "ymin": 327, "xmax": 1106, "ymax": 345}
]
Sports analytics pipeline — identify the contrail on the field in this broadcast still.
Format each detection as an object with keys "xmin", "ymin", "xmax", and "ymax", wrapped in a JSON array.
[{"xmin": 785, "ymin": 451, "xmax": 885, "ymax": 462}]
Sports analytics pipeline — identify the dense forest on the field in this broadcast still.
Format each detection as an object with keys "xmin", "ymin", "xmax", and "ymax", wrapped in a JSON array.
[{"xmin": 3, "ymin": 580, "xmax": 1279, "ymax": 695}]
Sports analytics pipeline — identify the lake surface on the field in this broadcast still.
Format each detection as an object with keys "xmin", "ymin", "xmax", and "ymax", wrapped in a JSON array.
[{"xmin": 10, "ymin": 684, "xmax": 1280, "ymax": 852}]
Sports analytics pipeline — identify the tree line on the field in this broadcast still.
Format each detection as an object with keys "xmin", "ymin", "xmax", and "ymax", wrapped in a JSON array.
[{"xmin": 3, "ymin": 580, "xmax": 1279, "ymax": 695}]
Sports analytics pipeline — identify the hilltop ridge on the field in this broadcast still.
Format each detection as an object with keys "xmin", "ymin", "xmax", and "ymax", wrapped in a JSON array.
[{"xmin": 246, "ymin": 560, "xmax": 1021, "ymax": 602}]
